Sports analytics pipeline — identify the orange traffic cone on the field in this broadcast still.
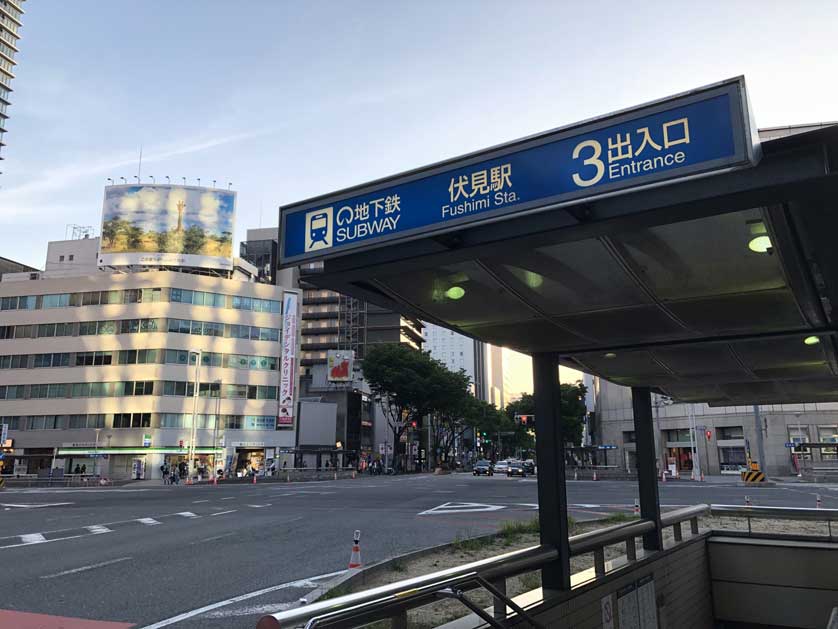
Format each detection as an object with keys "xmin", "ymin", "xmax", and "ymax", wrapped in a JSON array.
[
  {"xmin": 633, "ymin": 499, "xmax": 640, "ymax": 516},
  {"xmin": 817, "ymin": 494, "xmax": 822, "ymax": 509},
  {"xmin": 252, "ymin": 473, "xmax": 257, "ymax": 485},
  {"xmin": 592, "ymin": 470, "xmax": 597, "ymax": 481},
  {"xmin": 745, "ymin": 495, "xmax": 752, "ymax": 507},
  {"xmin": 213, "ymin": 475, "xmax": 217, "ymax": 486},
  {"xmin": 348, "ymin": 530, "xmax": 362, "ymax": 569}
]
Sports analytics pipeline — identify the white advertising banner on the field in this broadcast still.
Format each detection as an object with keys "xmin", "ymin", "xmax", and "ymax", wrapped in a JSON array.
[{"xmin": 278, "ymin": 292, "xmax": 299, "ymax": 428}]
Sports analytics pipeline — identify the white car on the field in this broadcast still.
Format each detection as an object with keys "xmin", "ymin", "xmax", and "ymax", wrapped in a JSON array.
[{"xmin": 493, "ymin": 460, "xmax": 510, "ymax": 473}]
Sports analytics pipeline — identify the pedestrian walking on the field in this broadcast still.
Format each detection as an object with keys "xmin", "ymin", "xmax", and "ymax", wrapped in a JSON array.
[
  {"xmin": 160, "ymin": 464, "xmax": 170, "ymax": 485},
  {"xmin": 81, "ymin": 464, "xmax": 87, "ymax": 475},
  {"xmin": 74, "ymin": 464, "xmax": 81, "ymax": 475}
]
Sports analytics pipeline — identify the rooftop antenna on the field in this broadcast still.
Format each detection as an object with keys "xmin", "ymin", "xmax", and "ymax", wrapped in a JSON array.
[
  {"xmin": 197, "ymin": 178, "xmax": 201, "ymax": 187},
  {"xmin": 133, "ymin": 175, "xmax": 139, "ymax": 184},
  {"xmin": 150, "ymin": 175, "xmax": 155, "ymax": 184},
  {"xmin": 119, "ymin": 177, "xmax": 126, "ymax": 184},
  {"xmin": 165, "ymin": 176, "xmax": 170, "ymax": 184},
  {"xmin": 181, "ymin": 177, "xmax": 186, "ymax": 185},
  {"xmin": 137, "ymin": 145, "xmax": 143, "ymax": 182},
  {"xmin": 106, "ymin": 178, "xmax": 113, "ymax": 185},
  {"xmin": 212, "ymin": 179, "xmax": 216, "ymax": 188},
  {"xmin": 227, "ymin": 182, "xmax": 232, "ymax": 190}
]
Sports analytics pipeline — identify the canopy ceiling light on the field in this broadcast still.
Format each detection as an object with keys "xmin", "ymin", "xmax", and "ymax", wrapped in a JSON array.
[{"xmin": 747, "ymin": 220, "xmax": 772, "ymax": 253}]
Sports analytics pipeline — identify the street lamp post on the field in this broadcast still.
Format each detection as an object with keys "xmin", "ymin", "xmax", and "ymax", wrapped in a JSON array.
[
  {"xmin": 189, "ymin": 350, "xmax": 203, "ymax": 481},
  {"xmin": 212, "ymin": 378, "xmax": 221, "ymax": 478}
]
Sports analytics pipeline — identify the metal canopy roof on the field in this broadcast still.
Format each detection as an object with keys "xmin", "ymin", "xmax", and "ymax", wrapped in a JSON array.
[{"xmin": 290, "ymin": 125, "xmax": 838, "ymax": 406}]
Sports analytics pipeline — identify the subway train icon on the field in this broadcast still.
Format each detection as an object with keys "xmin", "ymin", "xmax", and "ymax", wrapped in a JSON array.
[{"xmin": 304, "ymin": 207, "xmax": 333, "ymax": 252}]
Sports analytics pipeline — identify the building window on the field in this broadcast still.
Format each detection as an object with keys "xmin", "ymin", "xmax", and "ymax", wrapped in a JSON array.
[
  {"xmin": 818, "ymin": 426, "xmax": 838, "ymax": 460},
  {"xmin": 623, "ymin": 431, "xmax": 636, "ymax": 444},
  {"xmin": 718, "ymin": 426, "xmax": 744, "ymax": 440}
]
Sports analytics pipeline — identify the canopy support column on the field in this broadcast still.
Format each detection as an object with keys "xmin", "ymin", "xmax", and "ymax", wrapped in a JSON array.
[
  {"xmin": 632, "ymin": 386, "xmax": 662, "ymax": 550},
  {"xmin": 533, "ymin": 352, "xmax": 571, "ymax": 590}
]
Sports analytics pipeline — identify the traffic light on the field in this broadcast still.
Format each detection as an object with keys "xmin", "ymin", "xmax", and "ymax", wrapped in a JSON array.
[
  {"xmin": 705, "ymin": 430, "xmax": 712, "ymax": 441},
  {"xmin": 411, "ymin": 421, "xmax": 417, "ymax": 429}
]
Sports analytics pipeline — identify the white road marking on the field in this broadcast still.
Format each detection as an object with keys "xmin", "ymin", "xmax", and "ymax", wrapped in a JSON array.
[
  {"xmin": 418, "ymin": 502, "xmax": 507, "ymax": 516},
  {"xmin": 176, "ymin": 511, "xmax": 199, "ymax": 518},
  {"xmin": 137, "ymin": 570, "xmax": 347, "ymax": 629},
  {"xmin": 137, "ymin": 518, "xmax": 161, "ymax": 526},
  {"xmin": 192, "ymin": 499, "xmax": 209, "ymax": 504},
  {"xmin": 20, "ymin": 533, "xmax": 46, "ymax": 544},
  {"xmin": 210, "ymin": 510, "xmax": 237, "ymax": 516},
  {"xmin": 220, "ymin": 497, "xmax": 236, "ymax": 501},
  {"xmin": 192, "ymin": 532, "xmax": 235, "ymax": 545},
  {"xmin": 86, "ymin": 525, "xmax": 111, "ymax": 534},
  {"xmin": 40, "ymin": 556, "xmax": 132, "ymax": 579},
  {"xmin": 246, "ymin": 504, "xmax": 272, "ymax": 508},
  {"xmin": 0, "ymin": 502, "xmax": 73, "ymax": 508},
  {"xmin": 204, "ymin": 602, "xmax": 294, "ymax": 618}
]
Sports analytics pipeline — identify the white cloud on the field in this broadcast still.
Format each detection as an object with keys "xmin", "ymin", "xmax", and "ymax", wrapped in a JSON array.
[{"xmin": 0, "ymin": 129, "xmax": 272, "ymax": 221}]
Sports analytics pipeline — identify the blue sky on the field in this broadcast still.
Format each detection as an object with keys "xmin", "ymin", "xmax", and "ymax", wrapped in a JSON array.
[{"xmin": 2, "ymin": 0, "xmax": 837, "ymax": 271}]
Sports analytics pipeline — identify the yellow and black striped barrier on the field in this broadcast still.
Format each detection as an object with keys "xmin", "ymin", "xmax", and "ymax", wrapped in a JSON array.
[
  {"xmin": 0, "ymin": 477, "xmax": 5, "ymax": 489},
  {"xmin": 741, "ymin": 470, "xmax": 766, "ymax": 483}
]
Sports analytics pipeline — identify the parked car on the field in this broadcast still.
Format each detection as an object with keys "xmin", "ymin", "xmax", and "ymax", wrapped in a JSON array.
[
  {"xmin": 522, "ymin": 459, "xmax": 536, "ymax": 474},
  {"xmin": 493, "ymin": 460, "xmax": 510, "ymax": 474},
  {"xmin": 473, "ymin": 460, "xmax": 494, "ymax": 476},
  {"xmin": 507, "ymin": 461, "xmax": 527, "ymax": 477}
]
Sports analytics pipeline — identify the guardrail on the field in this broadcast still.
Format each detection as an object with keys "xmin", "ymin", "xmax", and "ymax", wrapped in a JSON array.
[{"xmin": 257, "ymin": 505, "xmax": 709, "ymax": 629}]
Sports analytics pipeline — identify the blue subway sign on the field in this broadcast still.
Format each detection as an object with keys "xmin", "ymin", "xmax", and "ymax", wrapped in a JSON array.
[{"xmin": 281, "ymin": 77, "xmax": 759, "ymax": 264}]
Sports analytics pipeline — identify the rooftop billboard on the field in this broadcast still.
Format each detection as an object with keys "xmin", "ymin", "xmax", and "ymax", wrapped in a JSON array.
[{"xmin": 99, "ymin": 184, "xmax": 236, "ymax": 270}]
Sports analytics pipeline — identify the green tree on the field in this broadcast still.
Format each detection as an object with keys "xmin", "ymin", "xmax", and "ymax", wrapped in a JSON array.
[
  {"xmin": 362, "ymin": 344, "xmax": 439, "ymax": 473},
  {"xmin": 182, "ymin": 225, "xmax": 207, "ymax": 254},
  {"xmin": 505, "ymin": 382, "xmax": 588, "ymax": 448},
  {"xmin": 125, "ymin": 225, "xmax": 144, "ymax": 250},
  {"xmin": 426, "ymin": 365, "xmax": 472, "ymax": 468}
]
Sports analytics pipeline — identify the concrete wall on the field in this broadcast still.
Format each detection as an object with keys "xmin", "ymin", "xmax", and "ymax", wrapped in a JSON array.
[
  {"xmin": 515, "ymin": 535, "xmax": 713, "ymax": 628},
  {"xmin": 709, "ymin": 536, "xmax": 838, "ymax": 628}
]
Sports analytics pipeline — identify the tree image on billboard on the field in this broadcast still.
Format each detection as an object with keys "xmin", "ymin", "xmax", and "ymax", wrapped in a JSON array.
[{"xmin": 100, "ymin": 185, "xmax": 235, "ymax": 268}]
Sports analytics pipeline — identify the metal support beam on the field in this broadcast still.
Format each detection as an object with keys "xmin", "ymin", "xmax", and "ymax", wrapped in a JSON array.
[
  {"xmin": 632, "ymin": 386, "xmax": 662, "ymax": 550},
  {"xmin": 533, "ymin": 352, "xmax": 571, "ymax": 590}
]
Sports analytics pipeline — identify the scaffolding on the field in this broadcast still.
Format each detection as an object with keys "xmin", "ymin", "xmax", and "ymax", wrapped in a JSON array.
[{"xmin": 338, "ymin": 293, "xmax": 367, "ymax": 359}]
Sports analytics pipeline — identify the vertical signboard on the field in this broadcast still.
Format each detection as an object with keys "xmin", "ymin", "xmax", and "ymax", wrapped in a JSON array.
[
  {"xmin": 278, "ymin": 292, "xmax": 298, "ymax": 429},
  {"xmin": 0, "ymin": 424, "xmax": 7, "ymax": 447}
]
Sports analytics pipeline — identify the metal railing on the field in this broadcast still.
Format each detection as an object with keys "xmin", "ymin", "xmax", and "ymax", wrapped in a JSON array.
[
  {"xmin": 258, "ymin": 505, "xmax": 708, "ymax": 629},
  {"xmin": 710, "ymin": 504, "xmax": 838, "ymax": 537}
]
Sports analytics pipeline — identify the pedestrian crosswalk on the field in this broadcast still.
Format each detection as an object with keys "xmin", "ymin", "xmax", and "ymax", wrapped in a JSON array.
[{"xmin": 0, "ymin": 507, "xmax": 266, "ymax": 550}]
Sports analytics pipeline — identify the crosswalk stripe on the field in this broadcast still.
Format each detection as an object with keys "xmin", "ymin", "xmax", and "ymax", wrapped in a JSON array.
[
  {"xmin": 137, "ymin": 518, "xmax": 161, "ymax": 526},
  {"xmin": 86, "ymin": 525, "xmax": 112, "ymax": 534},
  {"xmin": 176, "ymin": 511, "xmax": 199, "ymax": 518},
  {"xmin": 21, "ymin": 533, "xmax": 46, "ymax": 544}
]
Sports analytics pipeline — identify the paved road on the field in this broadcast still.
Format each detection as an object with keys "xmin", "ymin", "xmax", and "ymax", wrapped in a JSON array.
[{"xmin": 0, "ymin": 473, "xmax": 834, "ymax": 628}]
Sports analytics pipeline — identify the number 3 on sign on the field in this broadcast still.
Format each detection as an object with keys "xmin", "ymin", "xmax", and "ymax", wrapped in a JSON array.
[{"xmin": 572, "ymin": 139, "xmax": 605, "ymax": 187}]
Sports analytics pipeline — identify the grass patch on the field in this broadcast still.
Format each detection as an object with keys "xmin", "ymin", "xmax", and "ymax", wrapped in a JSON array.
[
  {"xmin": 601, "ymin": 512, "xmax": 640, "ymax": 525},
  {"xmin": 499, "ymin": 517, "xmax": 540, "ymax": 539},
  {"xmin": 319, "ymin": 581, "xmax": 352, "ymax": 601},
  {"xmin": 519, "ymin": 571, "xmax": 542, "ymax": 591},
  {"xmin": 452, "ymin": 534, "xmax": 494, "ymax": 552}
]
